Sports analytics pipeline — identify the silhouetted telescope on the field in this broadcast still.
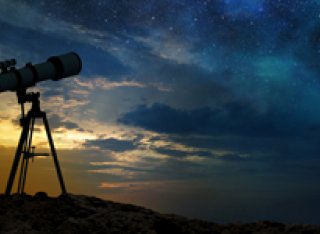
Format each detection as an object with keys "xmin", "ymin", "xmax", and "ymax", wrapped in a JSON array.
[
  {"xmin": 0, "ymin": 52, "xmax": 82, "ymax": 92},
  {"xmin": 1, "ymin": 52, "xmax": 82, "ymax": 196}
]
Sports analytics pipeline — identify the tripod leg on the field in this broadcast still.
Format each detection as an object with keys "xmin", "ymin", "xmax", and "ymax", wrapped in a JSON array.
[
  {"xmin": 27, "ymin": 116, "xmax": 35, "ymax": 152},
  {"xmin": 21, "ymin": 158, "xmax": 29, "ymax": 193},
  {"xmin": 17, "ymin": 117, "xmax": 35, "ymax": 194},
  {"xmin": 42, "ymin": 113, "xmax": 67, "ymax": 194},
  {"xmin": 21, "ymin": 117, "xmax": 35, "ymax": 193},
  {"xmin": 18, "ymin": 158, "xmax": 26, "ymax": 193},
  {"xmin": 5, "ymin": 116, "xmax": 31, "ymax": 195}
]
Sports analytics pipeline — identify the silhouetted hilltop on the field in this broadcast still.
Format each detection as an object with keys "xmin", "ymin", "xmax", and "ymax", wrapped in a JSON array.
[{"xmin": 0, "ymin": 192, "xmax": 319, "ymax": 234}]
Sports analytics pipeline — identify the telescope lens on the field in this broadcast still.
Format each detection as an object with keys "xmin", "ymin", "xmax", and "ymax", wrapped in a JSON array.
[{"xmin": 48, "ymin": 52, "xmax": 82, "ymax": 81}]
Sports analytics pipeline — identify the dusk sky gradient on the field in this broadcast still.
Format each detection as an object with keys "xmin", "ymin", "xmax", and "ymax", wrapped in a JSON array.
[{"xmin": 1, "ymin": 0, "xmax": 320, "ymax": 224}]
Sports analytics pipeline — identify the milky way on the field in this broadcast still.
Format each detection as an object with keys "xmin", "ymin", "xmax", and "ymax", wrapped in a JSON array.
[{"xmin": 1, "ymin": 0, "xmax": 320, "ymax": 224}]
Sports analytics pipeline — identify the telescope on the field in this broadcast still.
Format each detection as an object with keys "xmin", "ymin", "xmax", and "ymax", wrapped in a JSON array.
[
  {"xmin": 1, "ymin": 52, "xmax": 82, "ymax": 196},
  {"xmin": 0, "ymin": 52, "xmax": 82, "ymax": 92}
]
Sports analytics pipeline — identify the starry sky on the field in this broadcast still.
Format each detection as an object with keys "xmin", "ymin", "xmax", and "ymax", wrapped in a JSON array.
[{"xmin": 1, "ymin": 0, "xmax": 320, "ymax": 224}]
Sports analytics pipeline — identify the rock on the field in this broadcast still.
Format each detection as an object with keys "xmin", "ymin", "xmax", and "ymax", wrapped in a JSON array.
[
  {"xmin": 33, "ymin": 192, "xmax": 48, "ymax": 200},
  {"xmin": 0, "ymin": 193, "xmax": 319, "ymax": 234}
]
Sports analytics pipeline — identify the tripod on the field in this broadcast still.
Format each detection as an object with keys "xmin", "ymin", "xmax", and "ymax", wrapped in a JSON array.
[{"xmin": 5, "ymin": 89, "xmax": 67, "ymax": 195}]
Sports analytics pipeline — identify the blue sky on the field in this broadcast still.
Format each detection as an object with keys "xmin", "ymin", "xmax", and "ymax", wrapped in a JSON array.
[{"xmin": 1, "ymin": 0, "xmax": 320, "ymax": 224}]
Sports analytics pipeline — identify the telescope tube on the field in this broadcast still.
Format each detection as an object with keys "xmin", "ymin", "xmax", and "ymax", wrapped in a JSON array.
[{"xmin": 0, "ymin": 52, "xmax": 82, "ymax": 92}]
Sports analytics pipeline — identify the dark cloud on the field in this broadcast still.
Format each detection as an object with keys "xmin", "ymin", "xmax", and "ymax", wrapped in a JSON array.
[
  {"xmin": 149, "ymin": 139, "xmax": 250, "ymax": 161},
  {"xmin": 217, "ymin": 153, "xmax": 247, "ymax": 162},
  {"xmin": 0, "ymin": 19, "xmax": 129, "ymax": 80},
  {"xmin": 153, "ymin": 147, "xmax": 213, "ymax": 158},
  {"xmin": 119, "ymin": 103, "xmax": 212, "ymax": 135},
  {"xmin": 119, "ymin": 101, "xmax": 318, "ymax": 138},
  {"xmin": 84, "ymin": 138, "xmax": 137, "ymax": 152},
  {"xmin": 152, "ymin": 146, "xmax": 247, "ymax": 160},
  {"xmin": 154, "ymin": 148, "xmax": 189, "ymax": 157},
  {"xmin": 48, "ymin": 114, "xmax": 82, "ymax": 131}
]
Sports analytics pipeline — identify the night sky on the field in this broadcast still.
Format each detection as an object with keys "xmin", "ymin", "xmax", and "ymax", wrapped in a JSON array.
[{"xmin": 1, "ymin": 0, "xmax": 320, "ymax": 224}]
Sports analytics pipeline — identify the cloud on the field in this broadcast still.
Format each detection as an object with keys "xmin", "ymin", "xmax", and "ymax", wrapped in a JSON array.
[
  {"xmin": 89, "ymin": 168, "xmax": 143, "ymax": 179},
  {"xmin": 217, "ymin": 153, "xmax": 248, "ymax": 162},
  {"xmin": 48, "ymin": 114, "xmax": 83, "ymax": 131},
  {"xmin": 118, "ymin": 101, "xmax": 311, "ymax": 137},
  {"xmin": 98, "ymin": 180, "xmax": 173, "ymax": 191},
  {"xmin": 153, "ymin": 147, "xmax": 213, "ymax": 158},
  {"xmin": 84, "ymin": 138, "xmax": 137, "ymax": 152},
  {"xmin": 118, "ymin": 103, "xmax": 211, "ymax": 134},
  {"xmin": 0, "ymin": 0, "xmax": 110, "ymax": 50},
  {"xmin": 0, "ymin": 0, "xmax": 131, "ymax": 80}
]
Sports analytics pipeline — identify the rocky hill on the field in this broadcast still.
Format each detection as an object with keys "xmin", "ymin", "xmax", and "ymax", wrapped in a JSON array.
[{"xmin": 0, "ymin": 192, "xmax": 319, "ymax": 234}]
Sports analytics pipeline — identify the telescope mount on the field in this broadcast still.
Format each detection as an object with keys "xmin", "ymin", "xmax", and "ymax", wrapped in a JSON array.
[{"xmin": 5, "ymin": 88, "xmax": 67, "ymax": 195}]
